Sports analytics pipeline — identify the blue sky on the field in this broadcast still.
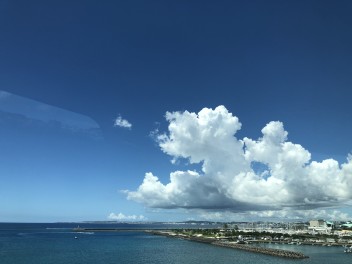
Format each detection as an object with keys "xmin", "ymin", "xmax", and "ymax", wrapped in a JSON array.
[{"xmin": 0, "ymin": 0, "xmax": 352, "ymax": 222}]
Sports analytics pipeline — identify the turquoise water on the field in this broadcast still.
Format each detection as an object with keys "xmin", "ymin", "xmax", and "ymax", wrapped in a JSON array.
[{"xmin": 0, "ymin": 223, "xmax": 350, "ymax": 264}]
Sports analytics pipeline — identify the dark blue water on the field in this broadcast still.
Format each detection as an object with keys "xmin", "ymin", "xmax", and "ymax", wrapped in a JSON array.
[{"xmin": 0, "ymin": 223, "xmax": 350, "ymax": 264}]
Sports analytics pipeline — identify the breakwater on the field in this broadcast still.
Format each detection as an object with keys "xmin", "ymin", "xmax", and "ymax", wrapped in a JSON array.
[
  {"xmin": 73, "ymin": 227, "xmax": 149, "ymax": 232},
  {"xmin": 213, "ymin": 241, "xmax": 308, "ymax": 259},
  {"xmin": 149, "ymin": 231, "xmax": 308, "ymax": 259}
]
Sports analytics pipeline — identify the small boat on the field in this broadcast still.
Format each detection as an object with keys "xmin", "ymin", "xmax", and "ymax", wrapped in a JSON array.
[
  {"xmin": 74, "ymin": 236, "xmax": 78, "ymax": 239},
  {"xmin": 344, "ymin": 246, "xmax": 352, "ymax": 253}
]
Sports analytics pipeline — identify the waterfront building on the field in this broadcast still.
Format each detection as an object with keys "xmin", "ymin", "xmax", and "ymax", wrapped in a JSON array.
[{"xmin": 308, "ymin": 219, "xmax": 332, "ymax": 234}]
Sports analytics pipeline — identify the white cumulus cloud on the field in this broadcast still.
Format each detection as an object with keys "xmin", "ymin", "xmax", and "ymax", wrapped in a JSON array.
[
  {"xmin": 198, "ymin": 209, "xmax": 351, "ymax": 222},
  {"xmin": 195, "ymin": 208, "xmax": 351, "ymax": 221},
  {"xmin": 126, "ymin": 105, "xmax": 352, "ymax": 215},
  {"xmin": 114, "ymin": 115, "xmax": 132, "ymax": 129},
  {"xmin": 108, "ymin": 212, "xmax": 145, "ymax": 221}
]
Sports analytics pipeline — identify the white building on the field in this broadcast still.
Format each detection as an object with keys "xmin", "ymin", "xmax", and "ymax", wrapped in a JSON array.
[{"xmin": 308, "ymin": 220, "xmax": 332, "ymax": 234}]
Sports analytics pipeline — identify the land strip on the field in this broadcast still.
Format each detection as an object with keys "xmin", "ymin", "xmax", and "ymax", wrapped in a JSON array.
[{"xmin": 148, "ymin": 230, "xmax": 308, "ymax": 259}]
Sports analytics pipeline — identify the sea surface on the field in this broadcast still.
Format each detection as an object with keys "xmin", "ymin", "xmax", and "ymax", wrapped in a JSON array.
[{"xmin": 0, "ymin": 223, "xmax": 350, "ymax": 264}]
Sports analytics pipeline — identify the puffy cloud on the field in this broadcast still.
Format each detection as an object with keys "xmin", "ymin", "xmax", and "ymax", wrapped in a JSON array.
[
  {"xmin": 114, "ymin": 115, "xmax": 132, "ymax": 129},
  {"xmin": 195, "ymin": 208, "xmax": 351, "ymax": 221},
  {"xmin": 108, "ymin": 212, "xmax": 145, "ymax": 221},
  {"xmin": 197, "ymin": 209, "xmax": 351, "ymax": 222},
  {"xmin": 126, "ymin": 105, "xmax": 352, "ymax": 215},
  {"xmin": 248, "ymin": 209, "xmax": 351, "ymax": 221}
]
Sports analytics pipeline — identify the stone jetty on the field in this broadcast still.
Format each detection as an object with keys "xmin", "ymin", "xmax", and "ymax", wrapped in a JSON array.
[
  {"xmin": 149, "ymin": 231, "xmax": 308, "ymax": 259},
  {"xmin": 212, "ymin": 241, "xmax": 308, "ymax": 259}
]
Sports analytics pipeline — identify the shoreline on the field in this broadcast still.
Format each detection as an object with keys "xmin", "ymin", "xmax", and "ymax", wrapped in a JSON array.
[
  {"xmin": 148, "ymin": 230, "xmax": 309, "ymax": 259},
  {"xmin": 73, "ymin": 227, "xmax": 351, "ymax": 258}
]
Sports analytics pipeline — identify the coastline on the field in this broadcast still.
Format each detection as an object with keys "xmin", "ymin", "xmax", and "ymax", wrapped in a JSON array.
[
  {"xmin": 148, "ymin": 230, "xmax": 309, "ymax": 259},
  {"xmin": 73, "ymin": 227, "xmax": 352, "ymax": 258},
  {"xmin": 4, "ymin": 223, "xmax": 352, "ymax": 264}
]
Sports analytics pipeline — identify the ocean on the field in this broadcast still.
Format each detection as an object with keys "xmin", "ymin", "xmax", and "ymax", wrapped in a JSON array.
[{"xmin": 0, "ymin": 223, "xmax": 350, "ymax": 264}]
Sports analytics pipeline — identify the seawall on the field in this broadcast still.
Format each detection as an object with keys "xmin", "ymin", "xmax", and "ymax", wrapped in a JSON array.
[
  {"xmin": 149, "ymin": 231, "xmax": 308, "ymax": 259},
  {"xmin": 212, "ymin": 241, "xmax": 308, "ymax": 259}
]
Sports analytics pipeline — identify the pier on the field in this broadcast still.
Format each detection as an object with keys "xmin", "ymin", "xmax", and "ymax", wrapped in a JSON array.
[{"xmin": 73, "ymin": 227, "xmax": 148, "ymax": 232}]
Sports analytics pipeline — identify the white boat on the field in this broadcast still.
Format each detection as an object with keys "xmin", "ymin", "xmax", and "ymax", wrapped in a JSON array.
[{"xmin": 344, "ymin": 246, "xmax": 352, "ymax": 253}]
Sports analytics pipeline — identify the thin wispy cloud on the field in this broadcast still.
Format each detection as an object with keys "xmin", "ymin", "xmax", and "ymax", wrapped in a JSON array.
[
  {"xmin": 114, "ymin": 115, "xmax": 132, "ymax": 129},
  {"xmin": 0, "ymin": 91, "xmax": 102, "ymax": 139},
  {"xmin": 126, "ymin": 105, "xmax": 352, "ymax": 216},
  {"xmin": 0, "ymin": 90, "xmax": 11, "ymax": 99}
]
